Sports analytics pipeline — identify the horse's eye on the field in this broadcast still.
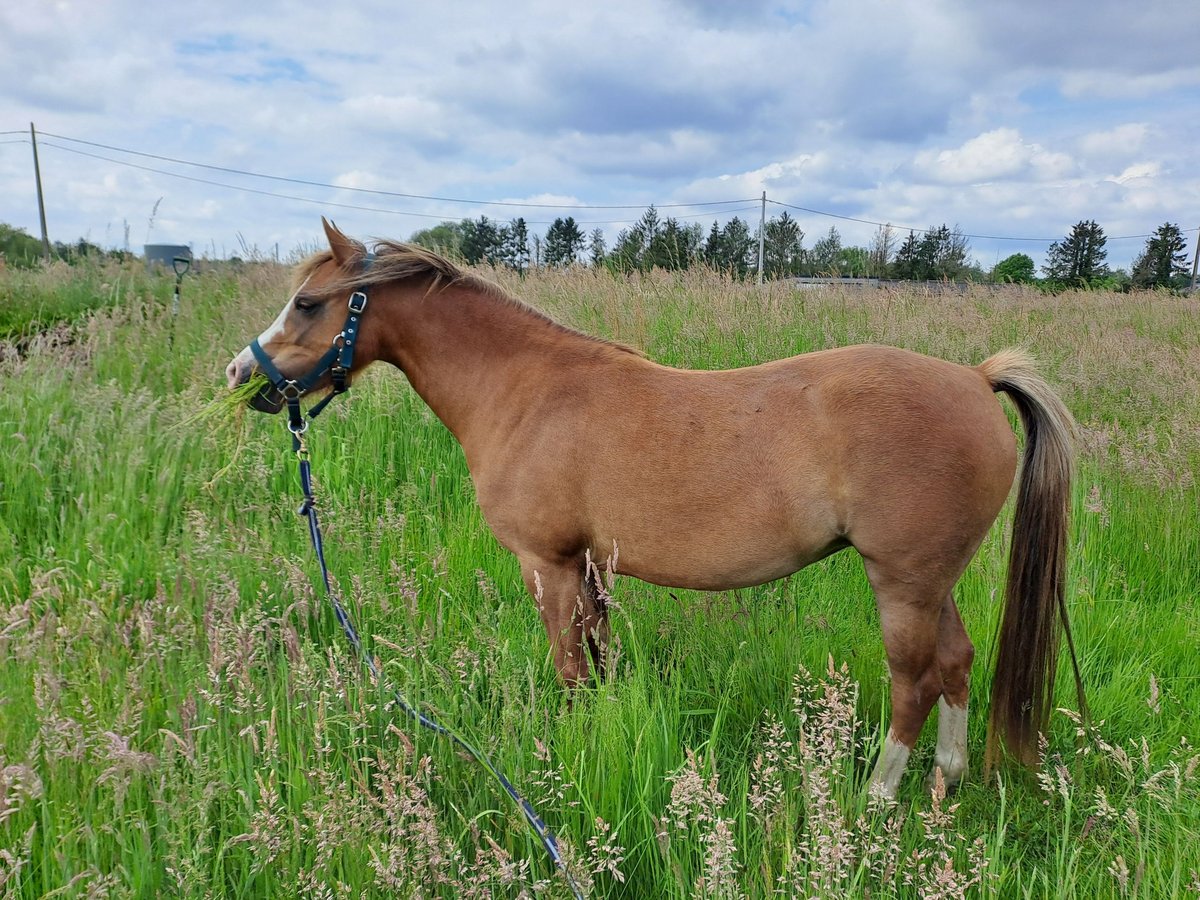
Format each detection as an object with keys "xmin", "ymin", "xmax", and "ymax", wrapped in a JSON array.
[{"xmin": 294, "ymin": 296, "xmax": 320, "ymax": 314}]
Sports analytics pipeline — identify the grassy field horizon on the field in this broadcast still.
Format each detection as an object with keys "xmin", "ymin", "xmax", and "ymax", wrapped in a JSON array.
[{"xmin": 1, "ymin": 257, "xmax": 1197, "ymax": 898}]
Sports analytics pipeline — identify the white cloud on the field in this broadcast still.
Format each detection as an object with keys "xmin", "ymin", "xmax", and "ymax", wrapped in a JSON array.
[
  {"xmin": 333, "ymin": 171, "xmax": 388, "ymax": 191},
  {"xmin": 1078, "ymin": 124, "xmax": 1150, "ymax": 160},
  {"xmin": 496, "ymin": 193, "xmax": 583, "ymax": 207},
  {"xmin": 677, "ymin": 154, "xmax": 827, "ymax": 201},
  {"xmin": 1061, "ymin": 67, "xmax": 1200, "ymax": 100},
  {"xmin": 1108, "ymin": 163, "xmax": 1161, "ymax": 186},
  {"xmin": 912, "ymin": 129, "xmax": 1074, "ymax": 185},
  {"xmin": 1, "ymin": 0, "xmax": 1197, "ymax": 272},
  {"xmin": 341, "ymin": 94, "xmax": 447, "ymax": 134}
]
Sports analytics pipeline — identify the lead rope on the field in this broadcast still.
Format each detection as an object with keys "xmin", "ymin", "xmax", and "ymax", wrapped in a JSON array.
[{"xmin": 286, "ymin": 420, "xmax": 585, "ymax": 899}]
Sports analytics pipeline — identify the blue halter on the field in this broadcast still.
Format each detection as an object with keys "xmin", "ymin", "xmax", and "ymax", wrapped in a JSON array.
[{"xmin": 250, "ymin": 261, "xmax": 371, "ymax": 445}]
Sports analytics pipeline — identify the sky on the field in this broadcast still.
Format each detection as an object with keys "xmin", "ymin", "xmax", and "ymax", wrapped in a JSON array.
[{"xmin": 2, "ymin": 0, "xmax": 1198, "ymax": 272}]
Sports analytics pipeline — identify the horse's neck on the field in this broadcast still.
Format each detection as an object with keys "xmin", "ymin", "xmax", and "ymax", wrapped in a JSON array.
[{"xmin": 380, "ymin": 282, "xmax": 575, "ymax": 448}]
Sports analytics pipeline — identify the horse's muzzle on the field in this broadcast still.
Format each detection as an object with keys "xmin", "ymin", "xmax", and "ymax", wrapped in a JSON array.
[
  {"xmin": 226, "ymin": 349, "xmax": 284, "ymax": 414},
  {"xmin": 248, "ymin": 387, "xmax": 284, "ymax": 414}
]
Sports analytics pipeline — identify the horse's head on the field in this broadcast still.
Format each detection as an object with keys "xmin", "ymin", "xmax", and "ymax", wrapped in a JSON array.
[{"xmin": 226, "ymin": 218, "xmax": 375, "ymax": 413}]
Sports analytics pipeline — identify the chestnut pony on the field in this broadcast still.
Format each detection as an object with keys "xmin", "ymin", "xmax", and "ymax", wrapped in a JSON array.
[{"xmin": 227, "ymin": 219, "xmax": 1082, "ymax": 797}]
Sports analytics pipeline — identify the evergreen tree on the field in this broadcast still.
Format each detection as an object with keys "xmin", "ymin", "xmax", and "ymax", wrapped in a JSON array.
[
  {"xmin": 700, "ymin": 218, "xmax": 754, "ymax": 278},
  {"xmin": 682, "ymin": 222, "xmax": 705, "ymax": 267},
  {"xmin": 809, "ymin": 227, "xmax": 842, "ymax": 276},
  {"xmin": 702, "ymin": 222, "xmax": 724, "ymax": 269},
  {"xmin": 460, "ymin": 216, "xmax": 503, "ymax": 265},
  {"xmin": 638, "ymin": 206, "xmax": 662, "ymax": 246},
  {"xmin": 762, "ymin": 212, "xmax": 804, "ymax": 279},
  {"xmin": 916, "ymin": 224, "xmax": 970, "ymax": 280},
  {"xmin": 543, "ymin": 216, "xmax": 586, "ymax": 267},
  {"xmin": 718, "ymin": 217, "xmax": 754, "ymax": 279},
  {"xmin": 1131, "ymin": 223, "xmax": 1188, "ymax": 289},
  {"xmin": 501, "ymin": 217, "xmax": 530, "ymax": 272},
  {"xmin": 649, "ymin": 217, "xmax": 701, "ymax": 270},
  {"xmin": 600, "ymin": 208, "xmax": 705, "ymax": 273},
  {"xmin": 646, "ymin": 217, "xmax": 678, "ymax": 270},
  {"xmin": 610, "ymin": 227, "xmax": 646, "ymax": 273},
  {"xmin": 892, "ymin": 232, "xmax": 921, "ymax": 280},
  {"xmin": 1043, "ymin": 220, "xmax": 1108, "ymax": 286},
  {"xmin": 588, "ymin": 228, "xmax": 607, "ymax": 267},
  {"xmin": 636, "ymin": 206, "xmax": 666, "ymax": 270},
  {"xmin": 943, "ymin": 226, "xmax": 971, "ymax": 280}
]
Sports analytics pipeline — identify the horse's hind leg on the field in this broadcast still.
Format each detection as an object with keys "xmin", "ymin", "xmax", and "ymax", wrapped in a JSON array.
[
  {"xmin": 931, "ymin": 593, "xmax": 974, "ymax": 790},
  {"xmin": 865, "ymin": 561, "xmax": 959, "ymax": 798},
  {"xmin": 520, "ymin": 557, "xmax": 609, "ymax": 688}
]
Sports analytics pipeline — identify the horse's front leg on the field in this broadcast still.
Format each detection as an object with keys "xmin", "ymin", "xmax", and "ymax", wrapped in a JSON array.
[{"xmin": 520, "ymin": 557, "xmax": 609, "ymax": 688}]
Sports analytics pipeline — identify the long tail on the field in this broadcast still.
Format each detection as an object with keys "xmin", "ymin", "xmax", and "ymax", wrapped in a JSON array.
[{"xmin": 977, "ymin": 349, "xmax": 1086, "ymax": 771}]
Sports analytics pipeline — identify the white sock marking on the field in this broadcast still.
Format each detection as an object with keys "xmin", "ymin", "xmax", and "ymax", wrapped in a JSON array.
[
  {"xmin": 869, "ymin": 733, "xmax": 911, "ymax": 799},
  {"xmin": 933, "ymin": 698, "xmax": 969, "ymax": 784}
]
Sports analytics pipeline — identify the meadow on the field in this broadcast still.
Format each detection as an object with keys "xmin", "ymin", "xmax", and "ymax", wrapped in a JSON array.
[{"xmin": 1, "ymin": 256, "xmax": 1197, "ymax": 898}]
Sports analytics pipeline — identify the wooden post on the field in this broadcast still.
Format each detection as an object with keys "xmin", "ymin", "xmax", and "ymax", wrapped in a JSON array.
[
  {"xmin": 30, "ymin": 123, "xmax": 51, "ymax": 261},
  {"xmin": 757, "ymin": 191, "xmax": 766, "ymax": 285},
  {"xmin": 1190, "ymin": 225, "xmax": 1199, "ymax": 293}
]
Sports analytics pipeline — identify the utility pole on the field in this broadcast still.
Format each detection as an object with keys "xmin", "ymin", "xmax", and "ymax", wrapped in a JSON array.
[
  {"xmin": 1191, "ymin": 225, "xmax": 1199, "ymax": 293},
  {"xmin": 757, "ymin": 191, "xmax": 766, "ymax": 285},
  {"xmin": 30, "ymin": 123, "xmax": 51, "ymax": 261}
]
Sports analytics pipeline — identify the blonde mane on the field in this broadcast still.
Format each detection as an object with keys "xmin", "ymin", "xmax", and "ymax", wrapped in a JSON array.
[{"xmin": 296, "ymin": 238, "xmax": 642, "ymax": 356}]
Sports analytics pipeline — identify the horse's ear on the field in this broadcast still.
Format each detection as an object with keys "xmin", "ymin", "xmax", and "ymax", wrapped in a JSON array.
[{"xmin": 322, "ymin": 217, "xmax": 360, "ymax": 268}]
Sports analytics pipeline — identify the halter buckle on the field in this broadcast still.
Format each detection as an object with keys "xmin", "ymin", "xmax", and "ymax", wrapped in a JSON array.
[{"xmin": 348, "ymin": 291, "xmax": 367, "ymax": 314}]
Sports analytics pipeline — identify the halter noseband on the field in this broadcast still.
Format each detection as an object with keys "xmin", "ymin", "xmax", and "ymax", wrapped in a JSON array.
[{"xmin": 250, "ymin": 255, "xmax": 373, "ymax": 444}]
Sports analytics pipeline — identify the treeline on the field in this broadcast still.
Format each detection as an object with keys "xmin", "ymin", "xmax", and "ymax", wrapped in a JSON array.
[
  {"xmin": 0, "ymin": 224, "xmax": 134, "ymax": 268},
  {"xmin": 1031, "ymin": 220, "xmax": 1193, "ymax": 291},
  {"xmin": 2, "ymin": 211, "xmax": 1190, "ymax": 293},
  {"xmin": 413, "ymin": 207, "xmax": 982, "ymax": 280},
  {"xmin": 411, "ymin": 209, "xmax": 1193, "ymax": 291}
]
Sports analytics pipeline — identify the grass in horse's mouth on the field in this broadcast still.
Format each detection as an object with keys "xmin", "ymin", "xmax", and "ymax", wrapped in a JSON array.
[
  {"xmin": 229, "ymin": 373, "xmax": 272, "ymax": 405},
  {"xmin": 182, "ymin": 373, "xmax": 272, "ymax": 430},
  {"xmin": 178, "ymin": 375, "xmax": 273, "ymax": 491}
]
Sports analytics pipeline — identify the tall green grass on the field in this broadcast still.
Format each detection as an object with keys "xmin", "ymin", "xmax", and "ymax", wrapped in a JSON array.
[{"xmin": 1, "ymin": 260, "xmax": 1197, "ymax": 897}]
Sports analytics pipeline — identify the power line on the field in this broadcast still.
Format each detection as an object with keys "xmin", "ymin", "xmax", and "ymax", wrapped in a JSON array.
[
  {"xmin": 17, "ymin": 126, "xmax": 1195, "ymax": 244},
  {"xmin": 39, "ymin": 130, "xmax": 755, "ymax": 212},
  {"xmin": 38, "ymin": 140, "xmax": 752, "ymax": 228},
  {"xmin": 768, "ymin": 199, "xmax": 1059, "ymax": 242},
  {"xmin": 39, "ymin": 141, "xmax": 452, "ymax": 219},
  {"xmin": 767, "ymin": 199, "xmax": 1174, "ymax": 243}
]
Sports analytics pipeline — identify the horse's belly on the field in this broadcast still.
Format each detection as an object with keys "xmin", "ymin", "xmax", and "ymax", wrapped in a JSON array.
[
  {"xmin": 620, "ymin": 549, "xmax": 835, "ymax": 592},
  {"xmin": 594, "ymin": 507, "xmax": 841, "ymax": 591}
]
